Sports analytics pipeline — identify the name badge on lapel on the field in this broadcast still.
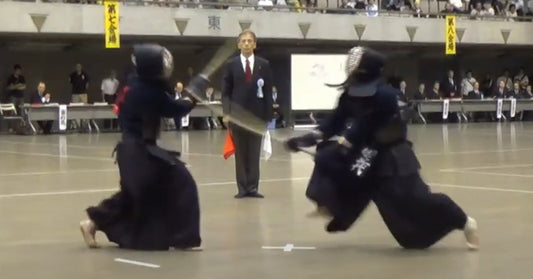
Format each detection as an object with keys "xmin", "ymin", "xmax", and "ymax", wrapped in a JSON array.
[{"xmin": 257, "ymin": 78, "xmax": 264, "ymax": 99}]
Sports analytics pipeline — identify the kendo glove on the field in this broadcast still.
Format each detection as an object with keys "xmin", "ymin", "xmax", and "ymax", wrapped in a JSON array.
[{"xmin": 284, "ymin": 130, "xmax": 323, "ymax": 152}]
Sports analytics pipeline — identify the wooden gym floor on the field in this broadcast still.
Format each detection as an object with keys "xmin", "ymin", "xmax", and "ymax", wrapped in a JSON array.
[{"xmin": 0, "ymin": 122, "xmax": 531, "ymax": 279}]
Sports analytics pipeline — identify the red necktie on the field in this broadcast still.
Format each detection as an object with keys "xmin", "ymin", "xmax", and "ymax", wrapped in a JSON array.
[{"xmin": 245, "ymin": 59, "xmax": 252, "ymax": 83}]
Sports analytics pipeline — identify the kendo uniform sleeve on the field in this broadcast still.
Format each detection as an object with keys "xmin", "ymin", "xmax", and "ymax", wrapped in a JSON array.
[
  {"xmin": 316, "ymin": 93, "xmax": 349, "ymax": 139},
  {"xmin": 343, "ymin": 89, "xmax": 399, "ymax": 148},
  {"xmin": 157, "ymin": 91, "xmax": 195, "ymax": 119}
]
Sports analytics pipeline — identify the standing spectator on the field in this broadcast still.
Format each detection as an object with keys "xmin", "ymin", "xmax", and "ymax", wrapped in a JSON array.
[
  {"xmin": 222, "ymin": 29, "xmax": 273, "ymax": 199},
  {"xmin": 440, "ymin": 70, "xmax": 458, "ymax": 98},
  {"xmin": 481, "ymin": 73, "xmax": 494, "ymax": 97},
  {"xmin": 101, "ymin": 70, "xmax": 119, "ymax": 103},
  {"xmin": 101, "ymin": 70, "xmax": 119, "ymax": 130},
  {"xmin": 69, "ymin": 63, "xmax": 90, "ymax": 103},
  {"xmin": 30, "ymin": 82, "xmax": 53, "ymax": 134},
  {"xmin": 461, "ymin": 70, "xmax": 477, "ymax": 97},
  {"xmin": 6, "ymin": 64, "xmax": 26, "ymax": 114},
  {"xmin": 514, "ymin": 67, "xmax": 529, "ymax": 90},
  {"xmin": 497, "ymin": 69, "xmax": 513, "ymax": 91},
  {"xmin": 173, "ymin": 82, "xmax": 185, "ymax": 130},
  {"xmin": 398, "ymin": 80, "xmax": 408, "ymax": 102}
]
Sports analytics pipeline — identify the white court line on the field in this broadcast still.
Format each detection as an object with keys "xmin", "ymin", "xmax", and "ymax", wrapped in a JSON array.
[
  {"xmin": 429, "ymin": 182, "xmax": 533, "ymax": 195},
  {"xmin": 440, "ymin": 163, "xmax": 533, "ymax": 172},
  {"xmin": 0, "ymin": 177, "xmax": 309, "ymax": 199},
  {"xmin": 6, "ymin": 138, "xmax": 533, "ymax": 160},
  {"xmin": 0, "ymin": 148, "xmax": 295, "ymax": 162},
  {"xmin": 441, "ymin": 169, "xmax": 533, "ymax": 179},
  {"xmin": 0, "ymin": 168, "xmax": 116, "ymax": 177},
  {"xmin": 0, "ymin": 150, "xmax": 113, "ymax": 162},
  {"xmin": 114, "ymin": 258, "xmax": 160, "ymax": 269},
  {"xmin": 417, "ymin": 147, "xmax": 533, "ymax": 156},
  {"xmin": 0, "ymin": 176, "xmax": 531, "ymax": 199}
]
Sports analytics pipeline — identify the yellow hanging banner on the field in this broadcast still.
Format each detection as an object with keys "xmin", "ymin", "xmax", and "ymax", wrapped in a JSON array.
[
  {"xmin": 104, "ymin": 1, "xmax": 120, "ymax": 48},
  {"xmin": 445, "ymin": 15, "xmax": 456, "ymax": 55}
]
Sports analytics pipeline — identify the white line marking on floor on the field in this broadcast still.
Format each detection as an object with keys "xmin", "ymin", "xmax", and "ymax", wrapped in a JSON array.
[
  {"xmin": 0, "ymin": 177, "xmax": 309, "ymax": 199},
  {"xmin": 262, "ymin": 243, "xmax": 316, "ymax": 252},
  {"xmin": 0, "ymin": 168, "xmax": 116, "ymax": 177},
  {"xmin": 441, "ymin": 169, "xmax": 533, "ymax": 179},
  {"xmin": 440, "ymin": 163, "xmax": 533, "ymax": 172},
  {"xmin": 417, "ymin": 147, "xmax": 533, "ymax": 156},
  {"xmin": 0, "ymin": 150, "xmax": 112, "ymax": 162},
  {"xmin": 114, "ymin": 258, "xmax": 160, "ymax": 268},
  {"xmin": 429, "ymin": 182, "xmax": 533, "ymax": 195}
]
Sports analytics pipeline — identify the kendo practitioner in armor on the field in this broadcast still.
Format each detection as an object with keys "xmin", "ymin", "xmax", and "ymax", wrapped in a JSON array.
[
  {"xmin": 285, "ymin": 46, "xmax": 479, "ymax": 250},
  {"xmin": 80, "ymin": 44, "xmax": 205, "ymax": 251}
]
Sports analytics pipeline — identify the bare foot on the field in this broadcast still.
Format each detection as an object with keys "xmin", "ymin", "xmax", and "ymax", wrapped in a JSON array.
[
  {"xmin": 306, "ymin": 206, "xmax": 332, "ymax": 218},
  {"xmin": 464, "ymin": 216, "xmax": 479, "ymax": 250},
  {"xmin": 79, "ymin": 220, "xmax": 99, "ymax": 249}
]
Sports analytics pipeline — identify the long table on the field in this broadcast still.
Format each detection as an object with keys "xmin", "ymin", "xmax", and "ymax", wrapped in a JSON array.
[
  {"xmin": 413, "ymin": 99, "xmax": 533, "ymax": 123},
  {"xmin": 21, "ymin": 102, "xmax": 222, "ymax": 134}
]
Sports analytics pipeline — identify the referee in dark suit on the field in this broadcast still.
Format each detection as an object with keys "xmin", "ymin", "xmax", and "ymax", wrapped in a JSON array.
[{"xmin": 222, "ymin": 30, "xmax": 273, "ymax": 199}]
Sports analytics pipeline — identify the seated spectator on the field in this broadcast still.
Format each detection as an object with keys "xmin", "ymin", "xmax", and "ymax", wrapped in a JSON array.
[
  {"xmin": 413, "ymin": 2, "xmax": 426, "ymax": 17},
  {"xmin": 470, "ymin": 2, "xmax": 484, "ymax": 19},
  {"xmin": 333, "ymin": 0, "xmax": 356, "ymax": 14},
  {"xmin": 398, "ymin": 80, "xmax": 408, "ymax": 103},
  {"xmin": 493, "ymin": 0, "xmax": 506, "ymax": 15},
  {"xmin": 522, "ymin": 85, "xmax": 533, "ymax": 98},
  {"xmin": 354, "ymin": 0, "xmax": 367, "ymax": 10},
  {"xmin": 466, "ymin": 82, "xmax": 484, "ymax": 99},
  {"xmin": 507, "ymin": 82, "xmax": 522, "ymax": 98},
  {"xmin": 481, "ymin": 1, "xmax": 495, "ymax": 16},
  {"xmin": 384, "ymin": 0, "xmax": 402, "ymax": 10},
  {"xmin": 412, "ymin": 83, "xmax": 426, "ymax": 100},
  {"xmin": 511, "ymin": 0, "xmax": 525, "ymax": 16},
  {"xmin": 441, "ymin": 3, "xmax": 457, "ymax": 15},
  {"xmin": 366, "ymin": 0, "xmax": 379, "ymax": 16},
  {"xmin": 449, "ymin": 0, "xmax": 464, "ymax": 11},
  {"xmin": 493, "ymin": 80, "xmax": 508, "ymax": 98},
  {"xmin": 30, "ymin": 82, "xmax": 53, "ymax": 134},
  {"xmin": 257, "ymin": 0, "xmax": 274, "ymax": 10},
  {"xmin": 427, "ymin": 81, "xmax": 441, "ymax": 99},
  {"xmin": 506, "ymin": 4, "xmax": 518, "ymax": 21}
]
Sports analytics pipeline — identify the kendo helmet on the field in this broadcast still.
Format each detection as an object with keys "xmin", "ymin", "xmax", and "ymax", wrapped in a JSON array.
[
  {"xmin": 131, "ymin": 43, "xmax": 174, "ymax": 80},
  {"xmin": 345, "ymin": 46, "xmax": 386, "ymax": 97}
]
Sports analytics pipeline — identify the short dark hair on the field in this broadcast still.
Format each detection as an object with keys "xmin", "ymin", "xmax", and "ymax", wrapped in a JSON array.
[
  {"xmin": 13, "ymin": 64, "xmax": 21, "ymax": 70},
  {"xmin": 237, "ymin": 30, "xmax": 257, "ymax": 42}
]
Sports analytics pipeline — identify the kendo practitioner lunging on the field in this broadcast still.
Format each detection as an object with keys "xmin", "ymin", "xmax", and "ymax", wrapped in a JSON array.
[
  {"xmin": 80, "ymin": 44, "xmax": 205, "ymax": 251},
  {"xmin": 285, "ymin": 46, "xmax": 479, "ymax": 250}
]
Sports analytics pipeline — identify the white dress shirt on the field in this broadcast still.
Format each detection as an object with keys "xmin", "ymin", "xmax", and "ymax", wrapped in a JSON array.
[
  {"xmin": 101, "ymin": 78, "xmax": 119, "ymax": 95},
  {"xmin": 240, "ymin": 54, "xmax": 255, "ymax": 73}
]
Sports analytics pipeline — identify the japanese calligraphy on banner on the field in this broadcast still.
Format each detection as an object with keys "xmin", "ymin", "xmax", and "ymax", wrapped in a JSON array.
[
  {"xmin": 104, "ymin": 1, "xmax": 120, "ymax": 48},
  {"xmin": 445, "ymin": 15, "xmax": 456, "ymax": 55}
]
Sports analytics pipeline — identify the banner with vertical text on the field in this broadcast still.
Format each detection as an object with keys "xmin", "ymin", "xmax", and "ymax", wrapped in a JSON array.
[
  {"xmin": 445, "ymin": 15, "xmax": 456, "ymax": 55},
  {"xmin": 104, "ymin": 1, "xmax": 120, "ymax": 48}
]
